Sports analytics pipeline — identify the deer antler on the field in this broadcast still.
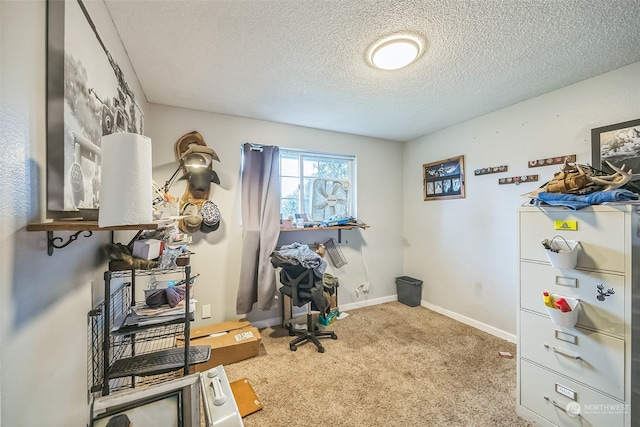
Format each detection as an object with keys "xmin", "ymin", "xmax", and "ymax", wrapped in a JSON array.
[{"xmin": 588, "ymin": 161, "xmax": 633, "ymax": 191}]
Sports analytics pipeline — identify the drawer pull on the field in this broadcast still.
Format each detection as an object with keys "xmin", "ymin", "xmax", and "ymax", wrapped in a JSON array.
[
  {"xmin": 544, "ymin": 343, "xmax": 582, "ymax": 360},
  {"xmin": 544, "ymin": 396, "xmax": 581, "ymax": 418},
  {"xmin": 555, "ymin": 330, "xmax": 577, "ymax": 344},
  {"xmin": 555, "ymin": 276, "xmax": 577, "ymax": 288}
]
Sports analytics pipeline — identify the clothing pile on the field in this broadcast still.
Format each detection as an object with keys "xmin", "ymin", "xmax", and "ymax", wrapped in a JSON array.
[{"xmin": 270, "ymin": 243, "xmax": 334, "ymax": 315}]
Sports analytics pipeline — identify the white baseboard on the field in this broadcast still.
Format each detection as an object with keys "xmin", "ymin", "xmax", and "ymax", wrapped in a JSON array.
[
  {"xmin": 420, "ymin": 300, "xmax": 517, "ymax": 343},
  {"xmin": 339, "ymin": 295, "xmax": 397, "ymax": 312},
  {"xmin": 250, "ymin": 295, "xmax": 517, "ymax": 345},
  {"xmin": 249, "ymin": 295, "xmax": 397, "ymax": 329}
]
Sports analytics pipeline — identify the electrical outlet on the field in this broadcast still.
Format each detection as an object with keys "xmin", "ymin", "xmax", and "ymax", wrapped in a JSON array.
[
  {"xmin": 357, "ymin": 282, "xmax": 369, "ymax": 294},
  {"xmin": 201, "ymin": 304, "xmax": 211, "ymax": 319}
]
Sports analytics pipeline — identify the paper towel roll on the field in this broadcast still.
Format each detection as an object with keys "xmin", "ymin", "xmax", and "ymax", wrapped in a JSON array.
[{"xmin": 99, "ymin": 133, "xmax": 153, "ymax": 227}]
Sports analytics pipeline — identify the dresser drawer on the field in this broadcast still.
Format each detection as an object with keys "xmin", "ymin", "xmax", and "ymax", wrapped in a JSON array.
[
  {"xmin": 519, "ymin": 209, "xmax": 626, "ymax": 273},
  {"xmin": 520, "ymin": 310, "xmax": 624, "ymax": 400},
  {"xmin": 520, "ymin": 360, "xmax": 626, "ymax": 426},
  {"xmin": 520, "ymin": 261, "xmax": 626, "ymax": 336}
]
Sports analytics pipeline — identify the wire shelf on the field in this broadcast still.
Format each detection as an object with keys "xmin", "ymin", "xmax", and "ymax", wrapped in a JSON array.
[
  {"xmin": 89, "ymin": 271, "xmax": 195, "ymax": 398},
  {"xmin": 324, "ymin": 237, "xmax": 347, "ymax": 268}
]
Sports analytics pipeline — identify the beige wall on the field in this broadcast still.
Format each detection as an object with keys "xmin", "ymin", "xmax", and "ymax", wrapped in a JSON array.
[
  {"xmin": 1, "ymin": 2, "xmax": 404, "ymax": 425},
  {"xmin": 145, "ymin": 104, "xmax": 405, "ymax": 326},
  {"xmin": 1, "ymin": 1, "xmax": 148, "ymax": 425},
  {"xmin": 2, "ymin": 0, "xmax": 639, "ymax": 425},
  {"xmin": 403, "ymin": 61, "xmax": 640, "ymax": 340}
]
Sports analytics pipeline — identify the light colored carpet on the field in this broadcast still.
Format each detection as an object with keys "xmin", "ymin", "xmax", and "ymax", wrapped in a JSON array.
[{"xmin": 224, "ymin": 301, "xmax": 531, "ymax": 427}]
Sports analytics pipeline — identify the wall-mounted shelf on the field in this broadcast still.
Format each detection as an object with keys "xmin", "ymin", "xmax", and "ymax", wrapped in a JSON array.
[
  {"xmin": 279, "ymin": 224, "xmax": 369, "ymax": 243},
  {"xmin": 27, "ymin": 220, "xmax": 159, "ymax": 256}
]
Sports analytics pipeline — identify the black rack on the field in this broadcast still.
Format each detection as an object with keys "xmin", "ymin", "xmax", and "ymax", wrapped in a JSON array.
[{"xmin": 88, "ymin": 260, "xmax": 208, "ymax": 397}]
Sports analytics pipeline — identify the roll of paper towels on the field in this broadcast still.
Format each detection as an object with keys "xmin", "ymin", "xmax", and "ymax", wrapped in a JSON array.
[{"xmin": 99, "ymin": 133, "xmax": 153, "ymax": 227}]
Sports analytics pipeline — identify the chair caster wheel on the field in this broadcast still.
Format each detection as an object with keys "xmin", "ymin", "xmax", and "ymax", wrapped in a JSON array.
[
  {"xmin": 331, "ymin": 333, "xmax": 338, "ymax": 340},
  {"xmin": 290, "ymin": 344, "xmax": 297, "ymax": 351},
  {"xmin": 318, "ymin": 346, "xmax": 325, "ymax": 353}
]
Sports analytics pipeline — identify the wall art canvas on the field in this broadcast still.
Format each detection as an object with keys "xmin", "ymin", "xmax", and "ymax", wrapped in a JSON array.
[
  {"xmin": 592, "ymin": 119, "xmax": 640, "ymax": 173},
  {"xmin": 423, "ymin": 155, "xmax": 465, "ymax": 201},
  {"xmin": 47, "ymin": 0, "xmax": 144, "ymax": 212},
  {"xmin": 591, "ymin": 118, "xmax": 640, "ymax": 194}
]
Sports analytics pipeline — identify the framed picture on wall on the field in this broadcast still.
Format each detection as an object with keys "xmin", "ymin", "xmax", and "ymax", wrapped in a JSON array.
[
  {"xmin": 592, "ymin": 118, "xmax": 640, "ymax": 173},
  {"xmin": 46, "ymin": 0, "xmax": 144, "ymax": 213},
  {"xmin": 423, "ymin": 155, "xmax": 466, "ymax": 201},
  {"xmin": 591, "ymin": 118, "xmax": 640, "ymax": 193}
]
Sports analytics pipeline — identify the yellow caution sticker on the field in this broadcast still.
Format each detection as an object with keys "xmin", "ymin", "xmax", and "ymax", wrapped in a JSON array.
[{"xmin": 554, "ymin": 220, "xmax": 577, "ymax": 231}]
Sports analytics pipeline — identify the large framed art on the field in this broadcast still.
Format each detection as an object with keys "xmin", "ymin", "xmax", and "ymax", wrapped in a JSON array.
[
  {"xmin": 47, "ymin": 0, "xmax": 144, "ymax": 213},
  {"xmin": 422, "ymin": 155, "xmax": 466, "ymax": 201}
]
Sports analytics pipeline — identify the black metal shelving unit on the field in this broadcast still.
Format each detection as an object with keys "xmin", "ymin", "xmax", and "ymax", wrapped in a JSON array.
[{"xmin": 88, "ymin": 259, "xmax": 210, "ymax": 397}]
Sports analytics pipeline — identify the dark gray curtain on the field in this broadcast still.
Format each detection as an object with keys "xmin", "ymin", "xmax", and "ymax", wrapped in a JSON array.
[{"xmin": 236, "ymin": 144, "xmax": 281, "ymax": 314}]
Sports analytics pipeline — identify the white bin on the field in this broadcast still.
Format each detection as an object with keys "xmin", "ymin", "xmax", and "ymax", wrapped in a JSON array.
[
  {"xmin": 546, "ymin": 296, "xmax": 579, "ymax": 328},
  {"xmin": 544, "ymin": 237, "xmax": 579, "ymax": 270}
]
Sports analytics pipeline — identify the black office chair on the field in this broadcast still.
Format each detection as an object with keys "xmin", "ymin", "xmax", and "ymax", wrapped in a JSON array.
[{"xmin": 271, "ymin": 254, "xmax": 337, "ymax": 353}]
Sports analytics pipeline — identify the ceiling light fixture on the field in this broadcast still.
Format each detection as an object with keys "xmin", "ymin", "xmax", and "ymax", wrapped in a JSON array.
[{"xmin": 367, "ymin": 33, "xmax": 425, "ymax": 71}]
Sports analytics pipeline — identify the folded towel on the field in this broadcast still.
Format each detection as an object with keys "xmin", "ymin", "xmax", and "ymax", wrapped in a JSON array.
[{"xmin": 535, "ymin": 189, "xmax": 639, "ymax": 210}]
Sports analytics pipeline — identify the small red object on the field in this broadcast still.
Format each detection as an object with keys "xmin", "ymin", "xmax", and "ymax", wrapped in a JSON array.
[{"xmin": 554, "ymin": 297, "xmax": 572, "ymax": 312}]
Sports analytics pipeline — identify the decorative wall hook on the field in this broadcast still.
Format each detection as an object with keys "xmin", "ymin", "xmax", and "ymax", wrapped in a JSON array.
[
  {"xmin": 498, "ymin": 175, "xmax": 538, "ymax": 185},
  {"xmin": 596, "ymin": 283, "xmax": 615, "ymax": 301},
  {"xmin": 474, "ymin": 165, "xmax": 508, "ymax": 176},
  {"xmin": 528, "ymin": 154, "xmax": 576, "ymax": 168}
]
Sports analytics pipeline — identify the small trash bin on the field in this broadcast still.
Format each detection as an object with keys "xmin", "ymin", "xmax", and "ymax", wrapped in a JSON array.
[{"xmin": 395, "ymin": 276, "xmax": 423, "ymax": 307}]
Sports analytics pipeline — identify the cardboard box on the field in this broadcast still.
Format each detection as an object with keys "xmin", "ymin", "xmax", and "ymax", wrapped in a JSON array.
[
  {"xmin": 178, "ymin": 320, "xmax": 261, "ymax": 372},
  {"xmin": 132, "ymin": 238, "xmax": 163, "ymax": 260}
]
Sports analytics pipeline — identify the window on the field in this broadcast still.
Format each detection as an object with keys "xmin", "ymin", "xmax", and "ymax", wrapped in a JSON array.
[{"xmin": 279, "ymin": 148, "xmax": 356, "ymax": 222}]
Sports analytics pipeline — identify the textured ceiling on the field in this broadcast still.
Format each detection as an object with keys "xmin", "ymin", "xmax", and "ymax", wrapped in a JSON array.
[{"xmin": 105, "ymin": 0, "xmax": 640, "ymax": 142}]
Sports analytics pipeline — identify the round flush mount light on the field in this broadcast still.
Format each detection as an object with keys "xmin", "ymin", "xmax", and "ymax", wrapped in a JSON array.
[{"xmin": 367, "ymin": 33, "xmax": 425, "ymax": 71}]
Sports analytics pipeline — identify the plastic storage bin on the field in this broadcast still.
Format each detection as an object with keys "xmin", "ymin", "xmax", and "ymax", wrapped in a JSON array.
[
  {"xmin": 395, "ymin": 276, "xmax": 423, "ymax": 307},
  {"xmin": 546, "ymin": 295, "xmax": 580, "ymax": 328},
  {"xmin": 543, "ymin": 236, "xmax": 579, "ymax": 269}
]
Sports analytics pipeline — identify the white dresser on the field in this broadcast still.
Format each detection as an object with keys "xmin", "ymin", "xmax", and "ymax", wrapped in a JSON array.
[{"xmin": 517, "ymin": 205, "xmax": 640, "ymax": 427}]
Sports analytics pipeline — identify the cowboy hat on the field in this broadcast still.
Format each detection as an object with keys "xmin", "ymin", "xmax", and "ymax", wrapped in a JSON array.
[{"xmin": 175, "ymin": 131, "xmax": 220, "ymax": 171}]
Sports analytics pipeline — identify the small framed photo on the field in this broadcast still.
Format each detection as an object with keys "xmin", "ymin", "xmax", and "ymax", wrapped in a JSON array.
[{"xmin": 423, "ymin": 155, "xmax": 465, "ymax": 201}]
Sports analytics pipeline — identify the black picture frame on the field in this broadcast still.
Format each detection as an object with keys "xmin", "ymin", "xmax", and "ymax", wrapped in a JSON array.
[
  {"xmin": 591, "ymin": 118, "xmax": 640, "ymax": 173},
  {"xmin": 591, "ymin": 118, "xmax": 640, "ymax": 194},
  {"xmin": 46, "ymin": 0, "xmax": 144, "ymax": 213},
  {"xmin": 423, "ymin": 155, "xmax": 465, "ymax": 201}
]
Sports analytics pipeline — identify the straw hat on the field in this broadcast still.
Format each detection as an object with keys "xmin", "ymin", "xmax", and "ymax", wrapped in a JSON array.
[{"xmin": 178, "ymin": 202, "xmax": 202, "ymax": 234}]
